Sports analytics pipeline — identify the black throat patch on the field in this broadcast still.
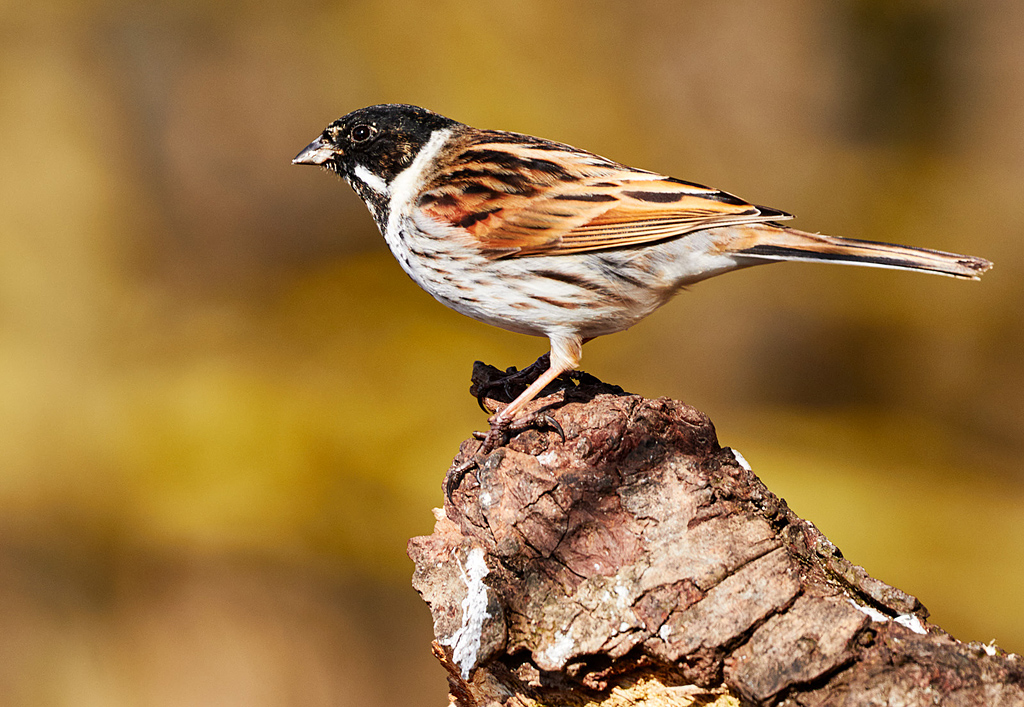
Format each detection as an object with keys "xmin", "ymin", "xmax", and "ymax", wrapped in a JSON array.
[{"xmin": 347, "ymin": 177, "xmax": 391, "ymax": 232}]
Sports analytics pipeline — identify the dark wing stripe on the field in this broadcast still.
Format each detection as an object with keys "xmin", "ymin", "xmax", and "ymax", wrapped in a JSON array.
[
  {"xmin": 444, "ymin": 168, "xmax": 537, "ymax": 195},
  {"xmin": 702, "ymin": 191, "xmax": 751, "ymax": 206},
  {"xmin": 622, "ymin": 190, "xmax": 686, "ymax": 203},
  {"xmin": 508, "ymin": 141, "xmax": 589, "ymax": 153},
  {"xmin": 751, "ymin": 204, "xmax": 793, "ymax": 219},
  {"xmin": 446, "ymin": 167, "xmax": 525, "ymax": 185},
  {"xmin": 659, "ymin": 178, "xmax": 758, "ymax": 206},
  {"xmin": 458, "ymin": 208, "xmax": 503, "ymax": 228},
  {"xmin": 665, "ymin": 176, "xmax": 714, "ymax": 189},
  {"xmin": 458, "ymin": 149, "xmax": 572, "ymax": 179},
  {"xmin": 468, "ymin": 131, "xmax": 591, "ymax": 153},
  {"xmin": 418, "ymin": 192, "xmax": 458, "ymax": 206}
]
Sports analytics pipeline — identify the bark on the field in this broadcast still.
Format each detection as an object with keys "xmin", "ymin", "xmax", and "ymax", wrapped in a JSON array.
[{"xmin": 408, "ymin": 364, "xmax": 1023, "ymax": 706}]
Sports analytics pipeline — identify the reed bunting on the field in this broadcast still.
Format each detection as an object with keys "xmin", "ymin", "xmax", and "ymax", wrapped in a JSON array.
[{"xmin": 294, "ymin": 104, "xmax": 992, "ymax": 444}]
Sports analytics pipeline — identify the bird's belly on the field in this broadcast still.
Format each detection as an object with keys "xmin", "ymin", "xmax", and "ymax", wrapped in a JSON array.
[{"xmin": 384, "ymin": 223, "xmax": 676, "ymax": 339}]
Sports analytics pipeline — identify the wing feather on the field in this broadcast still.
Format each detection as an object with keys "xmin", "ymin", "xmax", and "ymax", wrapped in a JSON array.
[{"xmin": 418, "ymin": 131, "xmax": 792, "ymax": 258}]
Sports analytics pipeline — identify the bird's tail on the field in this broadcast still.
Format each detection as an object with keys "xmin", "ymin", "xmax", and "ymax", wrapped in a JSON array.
[{"xmin": 721, "ymin": 224, "xmax": 992, "ymax": 280}]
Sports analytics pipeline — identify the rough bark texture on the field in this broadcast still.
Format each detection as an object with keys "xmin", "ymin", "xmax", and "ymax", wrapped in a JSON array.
[{"xmin": 408, "ymin": 364, "xmax": 1023, "ymax": 706}]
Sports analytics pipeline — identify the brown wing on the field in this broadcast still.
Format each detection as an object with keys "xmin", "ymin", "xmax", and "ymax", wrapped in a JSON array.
[{"xmin": 418, "ymin": 130, "xmax": 792, "ymax": 258}]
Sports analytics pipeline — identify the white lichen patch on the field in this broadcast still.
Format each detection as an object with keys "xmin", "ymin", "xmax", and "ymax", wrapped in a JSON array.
[
  {"xmin": 442, "ymin": 548, "xmax": 491, "ymax": 679},
  {"xmin": 848, "ymin": 599, "xmax": 927, "ymax": 636},
  {"xmin": 537, "ymin": 450, "xmax": 559, "ymax": 467},
  {"xmin": 894, "ymin": 613, "xmax": 927, "ymax": 635},
  {"xmin": 538, "ymin": 628, "xmax": 576, "ymax": 669},
  {"xmin": 659, "ymin": 623, "xmax": 672, "ymax": 642},
  {"xmin": 614, "ymin": 582, "xmax": 631, "ymax": 608},
  {"xmin": 731, "ymin": 448, "xmax": 752, "ymax": 471},
  {"xmin": 848, "ymin": 598, "xmax": 888, "ymax": 623}
]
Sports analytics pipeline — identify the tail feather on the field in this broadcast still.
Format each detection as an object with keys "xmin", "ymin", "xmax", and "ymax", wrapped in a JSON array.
[{"xmin": 724, "ymin": 225, "xmax": 992, "ymax": 280}]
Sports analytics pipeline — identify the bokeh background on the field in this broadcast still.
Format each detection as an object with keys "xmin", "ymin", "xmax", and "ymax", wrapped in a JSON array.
[{"xmin": 2, "ymin": 1, "xmax": 1022, "ymax": 704}]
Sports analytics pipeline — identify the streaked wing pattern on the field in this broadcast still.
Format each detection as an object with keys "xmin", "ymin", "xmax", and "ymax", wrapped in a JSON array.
[{"xmin": 417, "ymin": 131, "xmax": 792, "ymax": 258}]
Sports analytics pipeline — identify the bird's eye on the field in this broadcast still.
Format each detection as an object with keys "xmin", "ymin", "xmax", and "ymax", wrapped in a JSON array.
[{"xmin": 350, "ymin": 124, "xmax": 374, "ymax": 143}]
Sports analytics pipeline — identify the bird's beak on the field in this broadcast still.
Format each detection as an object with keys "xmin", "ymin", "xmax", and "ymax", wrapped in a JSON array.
[{"xmin": 292, "ymin": 136, "xmax": 338, "ymax": 166}]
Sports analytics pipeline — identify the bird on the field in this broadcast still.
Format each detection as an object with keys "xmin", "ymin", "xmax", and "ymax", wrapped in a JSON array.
[{"xmin": 293, "ymin": 103, "xmax": 992, "ymax": 448}]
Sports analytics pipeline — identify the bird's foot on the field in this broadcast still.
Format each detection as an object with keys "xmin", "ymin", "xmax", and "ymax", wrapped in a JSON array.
[
  {"xmin": 471, "ymin": 354, "xmax": 553, "ymax": 413},
  {"xmin": 445, "ymin": 409, "xmax": 565, "ymax": 502},
  {"xmin": 471, "ymin": 410, "xmax": 565, "ymax": 444}
]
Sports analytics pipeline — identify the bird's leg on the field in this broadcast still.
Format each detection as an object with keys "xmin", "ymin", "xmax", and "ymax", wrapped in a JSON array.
[
  {"xmin": 446, "ymin": 335, "xmax": 581, "ymax": 501},
  {"xmin": 490, "ymin": 359, "xmax": 573, "ymax": 426}
]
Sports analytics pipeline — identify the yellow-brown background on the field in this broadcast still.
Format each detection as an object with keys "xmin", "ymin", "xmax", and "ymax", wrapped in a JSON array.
[{"xmin": 2, "ymin": 1, "xmax": 1022, "ymax": 704}]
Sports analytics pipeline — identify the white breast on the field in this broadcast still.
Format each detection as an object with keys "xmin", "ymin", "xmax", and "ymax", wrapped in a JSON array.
[{"xmin": 383, "ymin": 128, "xmax": 454, "ymax": 253}]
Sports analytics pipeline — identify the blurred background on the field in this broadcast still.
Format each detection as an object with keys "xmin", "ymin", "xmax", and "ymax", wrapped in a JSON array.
[{"xmin": 1, "ymin": 0, "xmax": 1022, "ymax": 704}]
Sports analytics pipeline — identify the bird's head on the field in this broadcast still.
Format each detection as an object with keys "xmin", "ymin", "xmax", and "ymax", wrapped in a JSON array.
[{"xmin": 293, "ymin": 104, "xmax": 457, "ymax": 197}]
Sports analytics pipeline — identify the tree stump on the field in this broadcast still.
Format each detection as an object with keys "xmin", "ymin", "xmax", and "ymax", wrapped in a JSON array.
[{"xmin": 408, "ymin": 364, "xmax": 1023, "ymax": 706}]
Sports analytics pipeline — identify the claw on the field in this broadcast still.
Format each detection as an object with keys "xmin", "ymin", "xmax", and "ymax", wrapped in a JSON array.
[
  {"xmin": 475, "ymin": 395, "xmax": 493, "ymax": 414},
  {"xmin": 541, "ymin": 414, "xmax": 565, "ymax": 443},
  {"xmin": 446, "ymin": 419, "xmax": 507, "ymax": 501},
  {"xmin": 446, "ymin": 455, "xmax": 481, "ymax": 501},
  {"xmin": 504, "ymin": 411, "xmax": 564, "ymax": 442}
]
